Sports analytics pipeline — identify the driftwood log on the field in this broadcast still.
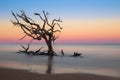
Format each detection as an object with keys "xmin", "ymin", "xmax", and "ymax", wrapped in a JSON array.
[
  {"xmin": 18, "ymin": 44, "xmax": 46, "ymax": 55},
  {"xmin": 72, "ymin": 52, "xmax": 82, "ymax": 57}
]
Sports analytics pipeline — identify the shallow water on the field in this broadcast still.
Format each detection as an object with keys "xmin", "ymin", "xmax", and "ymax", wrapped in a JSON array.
[{"xmin": 0, "ymin": 44, "xmax": 120, "ymax": 77}]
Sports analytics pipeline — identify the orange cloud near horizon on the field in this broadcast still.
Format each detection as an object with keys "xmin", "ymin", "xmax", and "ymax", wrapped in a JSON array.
[
  {"xmin": 0, "ymin": 18, "xmax": 120, "ymax": 44},
  {"xmin": 58, "ymin": 19, "xmax": 120, "ymax": 43}
]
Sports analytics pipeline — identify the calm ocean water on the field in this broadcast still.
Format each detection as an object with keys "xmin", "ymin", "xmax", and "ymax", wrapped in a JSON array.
[{"xmin": 0, "ymin": 44, "xmax": 120, "ymax": 77}]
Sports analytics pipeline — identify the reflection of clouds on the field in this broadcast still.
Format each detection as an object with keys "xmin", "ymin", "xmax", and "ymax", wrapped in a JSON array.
[
  {"xmin": 52, "ymin": 67, "xmax": 120, "ymax": 77},
  {"xmin": 0, "ymin": 61, "xmax": 47, "ymax": 74},
  {"xmin": 1, "ymin": 61, "xmax": 120, "ymax": 77},
  {"xmin": 0, "ymin": 62, "xmax": 28, "ymax": 70}
]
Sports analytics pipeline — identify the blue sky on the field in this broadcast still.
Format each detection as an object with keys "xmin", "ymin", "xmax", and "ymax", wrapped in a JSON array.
[{"xmin": 0, "ymin": 0, "xmax": 120, "ymax": 19}]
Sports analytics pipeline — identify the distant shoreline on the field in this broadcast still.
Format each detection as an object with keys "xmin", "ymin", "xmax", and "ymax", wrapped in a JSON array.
[
  {"xmin": 0, "ymin": 42, "xmax": 120, "ymax": 45},
  {"xmin": 0, "ymin": 67, "xmax": 120, "ymax": 80}
]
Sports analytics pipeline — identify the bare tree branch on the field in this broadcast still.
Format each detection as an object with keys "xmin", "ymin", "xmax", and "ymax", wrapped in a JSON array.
[
  {"xmin": 34, "ymin": 13, "xmax": 44, "ymax": 21},
  {"xmin": 11, "ymin": 11, "xmax": 19, "ymax": 23},
  {"xmin": 19, "ymin": 34, "xmax": 27, "ymax": 40},
  {"xmin": 52, "ymin": 18, "xmax": 62, "ymax": 26},
  {"xmin": 35, "ymin": 47, "xmax": 44, "ymax": 53},
  {"xmin": 53, "ymin": 23, "xmax": 62, "ymax": 29}
]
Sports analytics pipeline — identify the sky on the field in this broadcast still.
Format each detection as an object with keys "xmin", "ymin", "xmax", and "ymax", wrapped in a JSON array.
[{"xmin": 0, "ymin": 0, "xmax": 120, "ymax": 44}]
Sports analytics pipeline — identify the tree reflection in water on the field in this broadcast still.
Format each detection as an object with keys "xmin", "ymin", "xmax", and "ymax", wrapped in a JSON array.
[{"xmin": 46, "ymin": 56, "xmax": 54, "ymax": 74}]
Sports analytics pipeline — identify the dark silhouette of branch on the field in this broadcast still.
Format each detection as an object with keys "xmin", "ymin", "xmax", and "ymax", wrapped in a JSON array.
[
  {"xmin": 11, "ymin": 11, "xmax": 19, "ymax": 23},
  {"xmin": 34, "ymin": 13, "xmax": 44, "ymax": 21},
  {"xmin": 20, "ymin": 44, "xmax": 30, "ymax": 53},
  {"xmin": 35, "ymin": 47, "xmax": 44, "ymax": 53},
  {"xmin": 19, "ymin": 34, "xmax": 27, "ymax": 40}
]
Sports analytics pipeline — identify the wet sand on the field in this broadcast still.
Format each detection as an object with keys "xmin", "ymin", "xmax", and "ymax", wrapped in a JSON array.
[{"xmin": 0, "ymin": 68, "xmax": 120, "ymax": 80}]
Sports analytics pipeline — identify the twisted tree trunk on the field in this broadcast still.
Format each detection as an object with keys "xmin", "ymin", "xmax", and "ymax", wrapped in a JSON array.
[
  {"xmin": 47, "ymin": 40, "xmax": 54, "ymax": 55},
  {"xmin": 45, "ymin": 36, "xmax": 54, "ymax": 55}
]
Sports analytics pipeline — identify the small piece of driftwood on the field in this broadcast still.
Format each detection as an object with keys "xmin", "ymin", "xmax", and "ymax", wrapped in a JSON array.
[{"xmin": 73, "ymin": 52, "xmax": 82, "ymax": 57}]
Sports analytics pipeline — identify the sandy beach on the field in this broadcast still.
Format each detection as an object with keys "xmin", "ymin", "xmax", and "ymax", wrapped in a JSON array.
[{"xmin": 0, "ymin": 68, "xmax": 120, "ymax": 80}]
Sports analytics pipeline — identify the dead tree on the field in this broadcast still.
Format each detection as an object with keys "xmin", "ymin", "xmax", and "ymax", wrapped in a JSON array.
[{"xmin": 11, "ymin": 11, "xmax": 62, "ymax": 55}]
